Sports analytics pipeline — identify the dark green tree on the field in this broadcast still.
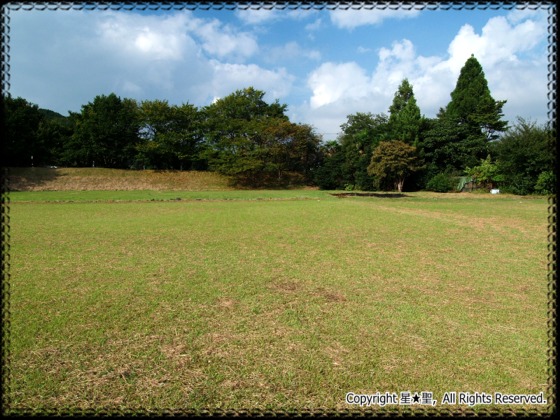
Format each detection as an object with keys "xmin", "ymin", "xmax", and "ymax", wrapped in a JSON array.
[
  {"xmin": 420, "ymin": 116, "xmax": 474, "ymax": 175},
  {"xmin": 3, "ymin": 95, "xmax": 45, "ymax": 167},
  {"xmin": 490, "ymin": 117, "xmax": 553, "ymax": 195},
  {"xmin": 338, "ymin": 112, "xmax": 389, "ymax": 190},
  {"xmin": 36, "ymin": 112, "xmax": 74, "ymax": 166},
  {"xmin": 135, "ymin": 100, "xmax": 204, "ymax": 170},
  {"xmin": 314, "ymin": 140, "xmax": 345, "ymax": 190},
  {"xmin": 66, "ymin": 93, "xmax": 140, "ymax": 168}
]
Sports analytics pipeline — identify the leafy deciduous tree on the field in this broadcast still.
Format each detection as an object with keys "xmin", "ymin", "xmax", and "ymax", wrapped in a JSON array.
[
  {"xmin": 465, "ymin": 155, "xmax": 504, "ymax": 190},
  {"xmin": 367, "ymin": 140, "xmax": 422, "ymax": 192},
  {"xmin": 136, "ymin": 100, "xmax": 204, "ymax": 170},
  {"xmin": 338, "ymin": 112, "xmax": 389, "ymax": 190},
  {"xmin": 202, "ymin": 87, "xmax": 319, "ymax": 186},
  {"xmin": 314, "ymin": 140, "xmax": 345, "ymax": 190}
]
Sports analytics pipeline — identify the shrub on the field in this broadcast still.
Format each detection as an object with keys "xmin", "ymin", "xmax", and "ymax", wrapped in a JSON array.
[
  {"xmin": 534, "ymin": 170, "xmax": 555, "ymax": 195},
  {"xmin": 426, "ymin": 173, "xmax": 454, "ymax": 192},
  {"xmin": 499, "ymin": 174, "xmax": 534, "ymax": 195}
]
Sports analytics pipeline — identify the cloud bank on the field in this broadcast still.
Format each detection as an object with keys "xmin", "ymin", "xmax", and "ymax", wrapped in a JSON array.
[{"xmin": 7, "ymin": 6, "xmax": 549, "ymax": 141}]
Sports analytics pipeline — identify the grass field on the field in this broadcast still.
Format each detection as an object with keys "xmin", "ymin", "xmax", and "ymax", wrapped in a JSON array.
[{"xmin": 5, "ymin": 185, "xmax": 553, "ymax": 414}]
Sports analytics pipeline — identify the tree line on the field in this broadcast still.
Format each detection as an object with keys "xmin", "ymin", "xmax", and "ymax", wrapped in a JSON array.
[
  {"xmin": 314, "ymin": 55, "xmax": 553, "ymax": 195},
  {"xmin": 3, "ymin": 87, "xmax": 321, "ymax": 187},
  {"xmin": 2, "ymin": 55, "xmax": 554, "ymax": 193}
]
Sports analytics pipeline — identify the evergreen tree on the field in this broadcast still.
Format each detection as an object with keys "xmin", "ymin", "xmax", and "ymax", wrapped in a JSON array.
[
  {"xmin": 446, "ymin": 55, "xmax": 508, "ymax": 141},
  {"xmin": 388, "ymin": 79, "xmax": 422, "ymax": 145},
  {"xmin": 422, "ymin": 55, "xmax": 507, "ymax": 177},
  {"xmin": 388, "ymin": 79, "xmax": 414, "ymax": 116}
]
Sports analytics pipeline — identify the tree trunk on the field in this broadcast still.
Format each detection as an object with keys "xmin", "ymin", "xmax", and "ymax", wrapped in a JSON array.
[{"xmin": 397, "ymin": 178, "xmax": 404, "ymax": 193}]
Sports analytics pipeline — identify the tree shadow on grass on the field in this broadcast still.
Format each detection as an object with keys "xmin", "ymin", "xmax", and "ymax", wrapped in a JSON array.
[
  {"xmin": 330, "ymin": 192, "xmax": 409, "ymax": 198},
  {"xmin": 5, "ymin": 167, "xmax": 62, "ymax": 191}
]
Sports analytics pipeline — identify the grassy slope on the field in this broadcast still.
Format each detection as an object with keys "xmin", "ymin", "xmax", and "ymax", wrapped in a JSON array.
[
  {"xmin": 7, "ymin": 189, "xmax": 551, "ymax": 414},
  {"xmin": 6, "ymin": 167, "xmax": 234, "ymax": 191}
]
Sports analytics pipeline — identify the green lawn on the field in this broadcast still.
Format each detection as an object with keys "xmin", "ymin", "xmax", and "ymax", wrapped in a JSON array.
[{"xmin": 5, "ymin": 190, "xmax": 552, "ymax": 414}]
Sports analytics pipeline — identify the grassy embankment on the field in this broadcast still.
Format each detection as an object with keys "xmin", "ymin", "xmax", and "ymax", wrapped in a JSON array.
[{"xmin": 6, "ymin": 167, "xmax": 234, "ymax": 192}]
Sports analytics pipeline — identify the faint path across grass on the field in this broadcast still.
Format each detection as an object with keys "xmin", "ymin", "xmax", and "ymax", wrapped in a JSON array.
[{"xmin": 8, "ymin": 189, "xmax": 327, "ymax": 203}]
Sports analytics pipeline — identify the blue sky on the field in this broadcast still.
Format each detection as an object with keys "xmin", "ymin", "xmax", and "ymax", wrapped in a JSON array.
[{"xmin": 6, "ymin": 3, "xmax": 552, "ymax": 141}]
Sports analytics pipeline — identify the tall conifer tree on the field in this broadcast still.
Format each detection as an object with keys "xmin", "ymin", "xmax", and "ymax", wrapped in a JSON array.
[
  {"xmin": 446, "ymin": 55, "xmax": 508, "ymax": 141},
  {"xmin": 388, "ymin": 79, "xmax": 422, "ymax": 145},
  {"xmin": 422, "ymin": 55, "xmax": 508, "ymax": 177}
]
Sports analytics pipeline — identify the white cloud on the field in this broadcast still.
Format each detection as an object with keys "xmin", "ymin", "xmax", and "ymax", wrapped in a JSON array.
[
  {"xmin": 287, "ymin": 9, "xmax": 319, "ymax": 21},
  {"xmin": 441, "ymin": 8, "xmax": 548, "ymax": 123},
  {"xmin": 97, "ymin": 12, "xmax": 191, "ymax": 61},
  {"xmin": 308, "ymin": 62, "xmax": 371, "ymax": 109},
  {"xmin": 374, "ymin": 39, "xmax": 417, "ymax": 86},
  {"xmin": 207, "ymin": 61, "xmax": 295, "ymax": 103},
  {"xmin": 305, "ymin": 39, "xmax": 420, "ymax": 119},
  {"xmin": 330, "ymin": 8, "xmax": 421, "ymax": 29},
  {"xmin": 193, "ymin": 18, "xmax": 259, "ymax": 60},
  {"xmin": 235, "ymin": 8, "xmax": 280, "ymax": 25},
  {"xmin": 235, "ymin": 8, "xmax": 317, "ymax": 25},
  {"xmin": 264, "ymin": 41, "xmax": 321, "ymax": 64},
  {"xmin": 506, "ymin": 7, "xmax": 549, "ymax": 24},
  {"xmin": 8, "ymin": 10, "xmax": 204, "ymax": 112},
  {"xmin": 305, "ymin": 18, "xmax": 322, "ymax": 32},
  {"xmin": 446, "ymin": 10, "xmax": 547, "ymax": 70}
]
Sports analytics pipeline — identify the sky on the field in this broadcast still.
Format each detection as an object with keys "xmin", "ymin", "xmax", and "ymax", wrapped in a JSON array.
[{"xmin": 5, "ymin": 3, "xmax": 553, "ymax": 141}]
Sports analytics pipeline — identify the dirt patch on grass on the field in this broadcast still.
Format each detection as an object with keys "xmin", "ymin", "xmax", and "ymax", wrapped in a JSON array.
[
  {"xmin": 268, "ymin": 279, "xmax": 301, "ymax": 293},
  {"xmin": 313, "ymin": 287, "xmax": 347, "ymax": 303},
  {"xmin": 216, "ymin": 297, "xmax": 237, "ymax": 309},
  {"xmin": 331, "ymin": 192, "xmax": 409, "ymax": 198}
]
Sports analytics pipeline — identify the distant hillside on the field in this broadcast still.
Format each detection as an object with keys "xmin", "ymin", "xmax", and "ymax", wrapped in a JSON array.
[
  {"xmin": 38, "ymin": 108, "xmax": 71, "ymax": 123},
  {"xmin": 6, "ymin": 167, "xmax": 234, "ymax": 191}
]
